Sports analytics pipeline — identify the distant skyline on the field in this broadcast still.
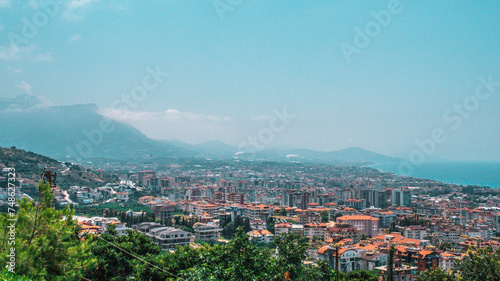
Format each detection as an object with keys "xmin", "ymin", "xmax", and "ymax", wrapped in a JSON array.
[{"xmin": 1, "ymin": 1, "xmax": 499, "ymax": 161}]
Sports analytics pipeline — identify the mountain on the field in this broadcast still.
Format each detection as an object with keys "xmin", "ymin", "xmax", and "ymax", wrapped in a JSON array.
[
  {"xmin": 0, "ymin": 96, "xmax": 196, "ymax": 161},
  {"xmin": 1, "ymin": 95, "xmax": 396, "ymax": 164},
  {"xmin": 0, "ymin": 146, "xmax": 117, "ymax": 188},
  {"xmin": 163, "ymin": 139, "xmax": 396, "ymax": 164},
  {"xmin": 161, "ymin": 139, "xmax": 238, "ymax": 158}
]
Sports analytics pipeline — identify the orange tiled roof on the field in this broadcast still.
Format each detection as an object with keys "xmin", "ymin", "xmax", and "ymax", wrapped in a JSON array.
[{"xmin": 337, "ymin": 215, "xmax": 379, "ymax": 221}]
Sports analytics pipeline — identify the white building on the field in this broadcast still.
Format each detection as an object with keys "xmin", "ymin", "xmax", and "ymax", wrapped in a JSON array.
[{"xmin": 193, "ymin": 222, "xmax": 222, "ymax": 241}]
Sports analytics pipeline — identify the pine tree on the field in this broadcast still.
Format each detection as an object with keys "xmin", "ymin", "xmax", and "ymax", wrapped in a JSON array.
[{"xmin": 0, "ymin": 181, "xmax": 96, "ymax": 280}]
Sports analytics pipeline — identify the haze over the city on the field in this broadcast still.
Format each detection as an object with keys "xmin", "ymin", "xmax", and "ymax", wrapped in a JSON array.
[{"xmin": 1, "ymin": 0, "xmax": 499, "ymax": 161}]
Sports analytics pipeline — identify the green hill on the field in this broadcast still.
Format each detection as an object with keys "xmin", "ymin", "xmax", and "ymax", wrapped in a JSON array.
[{"xmin": 0, "ymin": 146, "xmax": 118, "ymax": 189}]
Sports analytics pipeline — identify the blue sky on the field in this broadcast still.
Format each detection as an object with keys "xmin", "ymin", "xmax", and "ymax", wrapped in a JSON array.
[{"xmin": 1, "ymin": 0, "xmax": 499, "ymax": 160}]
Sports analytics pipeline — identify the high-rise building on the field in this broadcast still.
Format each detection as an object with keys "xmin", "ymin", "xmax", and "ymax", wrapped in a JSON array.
[{"xmin": 391, "ymin": 189, "xmax": 411, "ymax": 207}]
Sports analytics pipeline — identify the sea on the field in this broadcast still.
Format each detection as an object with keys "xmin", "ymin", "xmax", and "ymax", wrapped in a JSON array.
[{"xmin": 369, "ymin": 161, "xmax": 500, "ymax": 188}]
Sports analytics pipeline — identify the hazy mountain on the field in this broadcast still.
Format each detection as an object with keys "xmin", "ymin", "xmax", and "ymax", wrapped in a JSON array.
[
  {"xmin": 1, "ymin": 95, "xmax": 396, "ymax": 164},
  {"xmin": 163, "ymin": 138, "xmax": 396, "ymax": 164},
  {"xmin": 162, "ymin": 140, "xmax": 238, "ymax": 158},
  {"xmin": 0, "ymin": 96, "xmax": 195, "ymax": 161}
]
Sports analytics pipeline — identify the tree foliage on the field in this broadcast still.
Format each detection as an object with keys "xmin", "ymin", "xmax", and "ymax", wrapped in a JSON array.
[
  {"xmin": 455, "ymin": 247, "xmax": 500, "ymax": 280},
  {"xmin": 0, "ymin": 181, "xmax": 95, "ymax": 281},
  {"xmin": 417, "ymin": 267, "xmax": 457, "ymax": 281}
]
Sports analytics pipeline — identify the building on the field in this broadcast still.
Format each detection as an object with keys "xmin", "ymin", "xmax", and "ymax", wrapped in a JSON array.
[
  {"xmin": 403, "ymin": 226, "xmax": 429, "ymax": 240},
  {"xmin": 391, "ymin": 189, "xmax": 411, "ymax": 207},
  {"xmin": 414, "ymin": 250, "xmax": 440, "ymax": 272},
  {"xmin": 325, "ymin": 224, "xmax": 361, "ymax": 241},
  {"xmin": 138, "ymin": 170, "xmax": 156, "ymax": 187},
  {"xmin": 227, "ymin": 193, "xmax": 245, "ymax": 204},
  {"xmin": 360, "ymin": 189, "xmax": 388, "ymax": 209},
  {"xmin": 336, "ymin": 215, "xmax": 380, "ymax": 237},
  {"xmin": 116, "ymin": 191, "xmax": 129, "ymax": 202},
  {"xmin": 290, "ymin": 224, "xmax": 304, "ymax": 236},
  {"xmin": 317, "ymin": 247, "xmax": 361, "ymax": 273},
  {"xmin": 437, "ymin": 228, "xmax": 459, "ymax": 242},
  {"xmin": 193, "ymin": 222, "xmax": 222, "ymax": 241},
  {"xmin": 80, "ymin": 216, "xmax": 128, "ymax": 236},
  {"xmin": 375, "ymin": 262, "xmax": 417, "ymax": 281},
  {"xmin": 440, "ymin": 252, "xmax": 464, "ymax": 272},
  {"xmin": 345, "ymin": 199, "xmax": 366, "ymax": 210},
  {"xmin": 152, "ymin": 204, "xmax": 176, "ymax": 225},
  {"xmin": 243, "ymin": 204, "xmax": 271, "ymax": 220},
  {"xmin": 359, "ymin": 252, "xmax": 387, "ymax": 271},
  {"xmin": 298, "ymin": 211, "xmax": 321, "ymax": 224},
  {"xmin": 304, "ymin": 223, "xmax": 327, "ymax": 238},
  {"xmin": 134, "ymin": 222, "xmax": 193, "ymax": 250},
  {"xmin": 274, "ymin": 222, "xmax": 292, "ymax": 235},
  {"xmin": 248, "ymin": 229, "xmax": 274, "ymax": 243},
  {"xmin": 371, "ymin": 211, "xmax": 396, "ymax": 228}
]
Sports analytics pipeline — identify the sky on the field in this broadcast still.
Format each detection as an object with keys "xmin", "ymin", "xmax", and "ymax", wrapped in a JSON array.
[{"xmin": 1, "ymin": 0, "xmax": 499, "ymax": 161}]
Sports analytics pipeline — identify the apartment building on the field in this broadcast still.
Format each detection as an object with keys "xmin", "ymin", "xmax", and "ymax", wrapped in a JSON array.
[
  {"xmin": 193, "ymin": 222, "xmax": 222, "ymax": 241},
  {"xmin": 336, "ymin": 215, "xmax": 380, "ymax": 237}
]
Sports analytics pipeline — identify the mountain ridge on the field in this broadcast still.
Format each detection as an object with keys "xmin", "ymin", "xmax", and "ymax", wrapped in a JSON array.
[{"xmin": 1, "ymin": 95, "xmax": 397, "ymax": 164}]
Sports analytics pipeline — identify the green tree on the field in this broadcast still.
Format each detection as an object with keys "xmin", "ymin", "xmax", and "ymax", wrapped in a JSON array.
[
  {"xmin": 438, "ymin": 241, "xmax": 453, "ymax": 251},
  {"xmin": 243, "ymin": 218, "xmax": 252, "ymax": 233},
  {"xmin": 275, "ymin": 207, "xmax": 287, "ymax": 216},
  {"xmin": 266, "ymin": 216, "xmax": 275, "ymax": 234},
  {"xmin": 454, "ymin": 246, "xmax": 500, "ymax": 280},
  {"xmin": 84, "ymin": 228, "xmax": 161, "ymax": 281},
  {"xmin": 417, "ymin": 267, "xmax": 457, "ymax": 281},
  {"xmin": 272, "ymin": 232, "xmax": 309, "ymax": 279},
  {"xmin": 320, "ymin": 210, "xmax": 329, "ymax": 223},
  {"xmin": 0, "ymin": 181, "xmax": 95, "ymax": 280}
]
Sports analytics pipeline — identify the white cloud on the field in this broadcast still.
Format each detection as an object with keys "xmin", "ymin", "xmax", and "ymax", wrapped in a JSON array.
[
  {"xmin": 0, "ymin": 45, "xmax": 36, "ymax": 61},
  {"xmin": 62, "ymin": 0, "xmax": 98, "ymax": 20},
  {"xmin": 35, "ymin": 52, "xmax": 54, "ymax": 62},
  {"xmin": 0, "ymin": 0, "xmax": 11, "ymax": 8},
  {"xmin": 99, "ymin": 108, "xmax": 237, "ymax": 143},
  {"xmin": 8, "ymin": 66, "xmax": 23, "ymax": 73},
  {"xmin": 0, "ymin": 45, "xmax": 53, "ymax": 62},
  {"xmin": 69, "ymin": 34, "xmax": 82, "ymax": 42},
  {"xmin": 18, "ymin": 81, "xmax": 32, "ymax": 94}
]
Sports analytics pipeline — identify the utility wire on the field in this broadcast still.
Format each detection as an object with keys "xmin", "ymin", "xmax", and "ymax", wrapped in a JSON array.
[{"xmin": 95, "ymin": 235, "xmax": 186, "ymax": 281}]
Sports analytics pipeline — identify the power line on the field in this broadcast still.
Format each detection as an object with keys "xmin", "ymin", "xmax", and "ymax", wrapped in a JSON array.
[{"xmin": 95, "ymin": 235, "xmax": 186, "ymax": 281}]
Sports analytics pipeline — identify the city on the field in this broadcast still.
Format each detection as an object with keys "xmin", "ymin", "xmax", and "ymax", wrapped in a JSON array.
[{"xmin": 1, "ymin": 1, "xmax": 499, "ymax": 280}]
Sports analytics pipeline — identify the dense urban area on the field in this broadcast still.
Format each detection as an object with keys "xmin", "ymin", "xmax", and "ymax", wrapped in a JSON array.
[{"xmin": 1, "ymin": 147, "xmax": 499, "ymax": 280}]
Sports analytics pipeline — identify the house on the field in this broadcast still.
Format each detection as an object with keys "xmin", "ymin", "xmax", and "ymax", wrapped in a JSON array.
[
  {"xmin": 116, "ymin": 191, "xmax": 129, "ymax": 202},
  {"xmin": 359, "ymin": 252, "xmax": 387, "ymax": 270},
  {"xmin": 440, "ymin": 252, "xmax": 464, "ymax": 272},
  {"xmin": 274, "ymin": 222, "xmax": 292, "ymax": 235},
  {"xmin": 248, "ymin": 229, "xmax": 274, "ymax": 243},
  {"xmin": 414, "ymin": 250, "xmax": 440, "ymax": 272},
  {"xmin": 317, "ymin": 247, "xmax": 361, "ymax": 273},
  {"xmin": 375, "ymin": 263, "xmax": 417, "ymax": 281},
  {"xmin": 134, "ymin": 223, "xmax": 193, "ymax": 250},
  {"xmin": 325, "ymin": 225, "xmax": 361, "ymax": 241}
]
